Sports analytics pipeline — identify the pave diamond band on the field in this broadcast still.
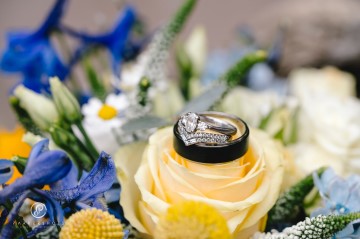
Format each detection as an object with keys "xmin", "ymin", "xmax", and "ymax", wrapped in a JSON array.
[
  {"xmin": 173, "ymin": 111, "xmax": 250, "ymax": 164},
  {"xmin": 179, "ymin": 112, "xmax": 237, "ymax": 135},
  {"xmin": 177, "ymin": 122, "xmax": 230, "ymax": 146}
]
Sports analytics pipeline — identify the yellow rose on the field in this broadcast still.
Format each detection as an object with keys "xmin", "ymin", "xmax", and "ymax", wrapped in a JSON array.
[{"xmin": 115, "ymin": 127, "xmax": 285, "ymax": 239}]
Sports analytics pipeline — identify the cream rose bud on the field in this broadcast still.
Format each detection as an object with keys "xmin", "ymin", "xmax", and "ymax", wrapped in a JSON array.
[
  {"xmin": 50, "ymin": 77, "xmax": 81, "ymax": 123},
  {"xmin": 14, "ymin": 85, "xmax": 60, "ymax": 130},
  {"xmin": 289, "ymin": 66, "xmax": 356, "ymax": 100},
  {"xmin": 115, "ymin": 127, "xmax": 285, "ymax": 239}
]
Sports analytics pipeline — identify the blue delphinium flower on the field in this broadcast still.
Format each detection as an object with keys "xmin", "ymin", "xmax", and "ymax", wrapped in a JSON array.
[
  {"xmin": 0, "ymin": 139, "xmax": 116, "ymax": 238},
  {"xmin": 0, "ymin": 139, "xmax": 72, "ymax": 204},
  {"xmin": 0, "ymin": 139, "xmax": 71, "ymax": 239},
  {"xmin": 0, "ymin": 0, "xmax": 68, "ymax": 93},
  {"xmin": 312, "ymin": 168, "xmax": 360, "ymax": 238},
  {"xmin": 60, "ymin": 6, "xmax": 137, "ymax": 81},
  {"xmin": 45, "ymin": 151, "xmax": 115, "ymax": 210}
]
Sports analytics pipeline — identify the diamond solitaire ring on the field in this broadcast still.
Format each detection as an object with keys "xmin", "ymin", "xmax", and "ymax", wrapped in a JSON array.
[{"xmin": 177, "ymin": 112, "xmax": 237, "ymax": 146}]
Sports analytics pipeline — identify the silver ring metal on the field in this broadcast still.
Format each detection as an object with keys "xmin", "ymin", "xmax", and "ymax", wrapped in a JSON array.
[{"xmin": 177, "ymin": 112, "xmax": 237, "ymax": 146}]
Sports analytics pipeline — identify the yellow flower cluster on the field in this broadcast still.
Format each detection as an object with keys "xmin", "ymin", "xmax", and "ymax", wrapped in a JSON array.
[
  {"xmin": 154, "ymin": 201, "xmax": 232, "ymax": 239},
  {"xmin": 59, "ymin": 208, "xmax": 123, "ymax": 239}
]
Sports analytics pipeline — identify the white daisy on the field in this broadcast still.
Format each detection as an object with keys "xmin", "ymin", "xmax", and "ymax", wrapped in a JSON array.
[{"xmin": 81, "ymin": 93, "xmax": 129, "ymax": 156}]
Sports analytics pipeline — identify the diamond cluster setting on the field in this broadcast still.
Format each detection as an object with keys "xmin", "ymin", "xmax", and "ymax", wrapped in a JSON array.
[
  {"xmin": 180, "ymin": 112, "xmax": 209, "ymax": 133},
  {"xmin": 178, "ymin": 113, "xmax": 230, "ymax": 146}
]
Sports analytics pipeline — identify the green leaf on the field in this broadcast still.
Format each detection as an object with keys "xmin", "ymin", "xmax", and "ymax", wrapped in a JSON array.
[
  {"xmin": 121, "ymin": 115, "xmax": 169, "ymax": 133},
  {"xmin": 266, "ymin": 167, "xmax": 326, "ymax": 230},
  {"xmin": 83, "ymin": 59, "xmax": 107, "ymax": 101},
  {"xmin": 176, "ymin": 46, "xmax": 194, "ymax": 100},
  {"xmin": 178, "ymin": 83, "xmax": 227, "ymax": 114},
  {"xmin": 222, "ymin": 50, "xmax": 267, "ymax": 86}
]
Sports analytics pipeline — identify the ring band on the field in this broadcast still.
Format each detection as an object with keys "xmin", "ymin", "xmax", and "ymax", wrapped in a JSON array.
[
  {"xmin": 173, "ymin": 111, "xmax": 250, "ymax": 164},
  {"xmin": 178, "ymin": 112, "xmax": 237, "ymax": 146},
  {"xmin": 179, "ymin": 112, "xmax": 237, "ymax": 135}
]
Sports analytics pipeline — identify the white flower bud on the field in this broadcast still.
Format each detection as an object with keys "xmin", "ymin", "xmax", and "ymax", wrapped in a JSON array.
[
  {"xmin": 14, "ymin": 85, "xmax": 60, "ymax": 130},
  {"xmin": 50, "ymin": 77, "xmax": 81, "ymax": 123}
]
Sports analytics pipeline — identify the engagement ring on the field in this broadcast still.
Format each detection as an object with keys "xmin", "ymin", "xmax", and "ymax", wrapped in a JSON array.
[
  {"xmin": 173, "ymin": 111, "xmax": 250, "ymax": 164},
  {"xmin": 177, "ymin": 112, "xmax": 237, "ymax": 146}
]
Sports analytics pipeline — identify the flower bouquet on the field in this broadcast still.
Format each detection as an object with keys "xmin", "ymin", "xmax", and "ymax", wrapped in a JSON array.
[{"xmin": 0, "ymin": 0, "xmax": 359, "ymax": 238}]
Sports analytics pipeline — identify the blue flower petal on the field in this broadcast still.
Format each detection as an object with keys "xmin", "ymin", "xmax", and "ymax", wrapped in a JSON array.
[
  {"xmin": 335, "ymin": 219, "xmax": 360, "ymax": 238},
  {"xmin": 0, "ymin": 150, "xmax": 71, "ymax": 203},
  {"xmin": 24, "ymin": 150, "xmax": 72, "ymax": 186},
  {"xmin": 60, "ymin": 5, "xmax": 136, "ymax": 77},
  {"xmin": 0, "ymin": 0, "xmax": 69, "ymax": 93},
  {"xmin": 329, "ymin": 179, "xmax": 351, "ymax": 208},
  {"xmin": 0, "ymin": 160, "xmax": 14, "ymax": 184},
  {"xmin": 45, "ymin": 152, "xmax": 115, "ymax": 205},
  {"xmin": 50, "ymin": 161, "xmax": 78, "ymax": 190},
  {"xmin": 35, "ymin": 0, "xmax": 68, "ymax": 37},
  {"xmin": 0, "ymin": 192, "xmax": 30, "ymax": 239},
  {"xmin": 77, "ymin": 151, "xmax": 115, "ymax": 201},
  {"xmin": 25, "ymin": 139, "xmax": 49, "ymax": 173}
]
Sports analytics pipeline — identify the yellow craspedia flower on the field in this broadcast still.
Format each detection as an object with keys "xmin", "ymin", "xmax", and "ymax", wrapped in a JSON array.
[
  {"xmin": 59, "ymin": 208, "xmax": 124, "ymax": 239},
  {"xmin": 154, "ymin": 201, "xmax": 232, "ymax": 239},
  {"xmin": 0, "ymin": 126, "xmax": 31, "ymax": 183}
]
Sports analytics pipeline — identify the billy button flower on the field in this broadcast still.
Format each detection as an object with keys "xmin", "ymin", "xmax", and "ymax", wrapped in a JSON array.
[
  {"xmin": 154, "ymin": 201, "xmax": 232, "ymax": 239},
  {"xmin": 59, "ymin": 208, "xmax": 123, "ymax": 239}
]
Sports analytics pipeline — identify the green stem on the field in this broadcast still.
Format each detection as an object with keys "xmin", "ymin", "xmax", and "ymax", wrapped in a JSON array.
[
  {"xmin": 54, "ymin": 31, "xmax": 82, "ymax": 92},
  {"xmin": 75, "ymin": 121, "xmax": 99, "ymax": 159}
]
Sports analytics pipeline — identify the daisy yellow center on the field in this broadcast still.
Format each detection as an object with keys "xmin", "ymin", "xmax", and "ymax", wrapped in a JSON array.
[
  {"xmin": 59, "ymin": 208, "xmax": 123, "ymax": 239},
  {"xmin": 154, "ymin": 201, "xmax": 232, "ymax": 239},
  {"xmin": 98, "ymin": 104, "xmax": 117, "ymax": 120}
]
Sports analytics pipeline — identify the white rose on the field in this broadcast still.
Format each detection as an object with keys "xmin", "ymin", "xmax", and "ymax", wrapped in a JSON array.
[
  {"xmin": 289, "ymin": 66, "xmax": 356, "ymax": 100},
  {"xmin": 289, "ymin": 67, "xmax": 360, "ymax": 175}
]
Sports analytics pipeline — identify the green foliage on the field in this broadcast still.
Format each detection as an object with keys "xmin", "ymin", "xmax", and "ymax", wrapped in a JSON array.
[
  {"xmin": 222, "ymin": 50, "xmax": 267, "ymax": 87},
  {"xmin": 83, "ymin": 59, "xmax": 107, "ymax": 102},
  {"xmin": 266, "ymin": 167, "xmax": 326, "ymax": 230},
  {"xmin": 138, "ymin": 0, "xmax": 197, "ymax": 105}
]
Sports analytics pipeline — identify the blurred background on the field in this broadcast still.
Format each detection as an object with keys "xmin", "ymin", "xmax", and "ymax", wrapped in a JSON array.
[{"xmin": 1, "ymin": 0, "xmax": 360, "ymax": 129}]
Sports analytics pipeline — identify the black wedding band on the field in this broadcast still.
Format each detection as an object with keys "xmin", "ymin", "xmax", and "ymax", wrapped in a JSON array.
[{"xmin": 173, "ymin": 111, "xmax": 250, "ymax": 164}]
